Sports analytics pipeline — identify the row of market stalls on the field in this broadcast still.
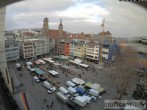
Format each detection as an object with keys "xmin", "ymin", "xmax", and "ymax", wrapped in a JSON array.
[
  {"xmin": 85, "ymin": 82, "xmax": 106, "ymax": 95},
  {"xmin": 70, "ymin": 78, "xmax": 106, "ymax": 95},
  {"xmin": 33, "ymin": 56, "xmax": 89, "ymax": 70},
  {"xmin": 69, "ymin": 59, "xmax": 89, "ymax": 69},
  {"xmin": 26, "ymin": 61, "xmax": 45, "ymax": 76},
  {"xmin": 27, "ymin": 56, "xmax": 90, "ymax": 78}
]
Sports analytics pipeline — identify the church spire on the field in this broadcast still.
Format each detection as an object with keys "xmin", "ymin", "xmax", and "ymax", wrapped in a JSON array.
[
  {"xmin": 42, "ymin": 17, "xmax": 49, "ymax": 36},
  {"xmin": 58, "ymin": 18, "xmax": 63, "ymax": 37},
  {"xmin": 59, "ymin": 18, "xmax": 63, "ymax": 26}
]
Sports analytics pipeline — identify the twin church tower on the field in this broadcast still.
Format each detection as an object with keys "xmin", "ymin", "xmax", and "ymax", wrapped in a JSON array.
[{"xmin": 42, "ymin": 17, "xmax": 64, "ymax": 38}]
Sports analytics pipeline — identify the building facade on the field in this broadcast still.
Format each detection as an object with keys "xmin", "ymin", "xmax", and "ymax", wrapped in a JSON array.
[
  {"xmin": 86, "ymin": 41, "xmax": 99, "ymax": 63},
  {"xmin": 5, "ymin": 40, "xmax": 19, "ymax": 61},
  {"xmin": 19, "ymin": 36, "xmax": 55, "ymax": 59},
  {"xmin": 70, "ymin": 40, "xmax": 86, "ymax": 58},
  {"xmin": 19, "ymin": 40, "xmax": 36, "ymax": 59},
  {"xmin": 101, "ymin": 37, "xmax": 119, "ymax": 63},
  {"xmin": 56, "ymin": 39, "xmax": 70, "ymax": 56}
]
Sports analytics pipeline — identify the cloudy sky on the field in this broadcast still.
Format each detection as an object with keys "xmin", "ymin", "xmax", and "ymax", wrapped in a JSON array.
[{"xmin": 5, "ymin": 0, "xmax": 147, "ymax": 38}]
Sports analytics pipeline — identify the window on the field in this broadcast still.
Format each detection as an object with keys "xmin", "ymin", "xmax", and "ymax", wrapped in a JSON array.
[{"xmin": 5, "ymin": 45, "xmax": 9, "ymax": 48}]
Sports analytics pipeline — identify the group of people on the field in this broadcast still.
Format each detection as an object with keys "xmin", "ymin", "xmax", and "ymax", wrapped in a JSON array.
[{"xmin": 44, "ymin": 99, "xmax": 54, "ymax": 109}]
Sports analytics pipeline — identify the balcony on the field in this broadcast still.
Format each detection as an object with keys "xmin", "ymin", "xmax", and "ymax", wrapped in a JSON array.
[
  {"xmin": 86, "ymin": 56, "xmax": 98, "ymax": 60},
  {"xmin": 102, "ymin": 54, "xmax": 108, "ymax": 59},
  {"xmin": 102, "ymin": 48, "xmax": 109, "ymax": 53}
]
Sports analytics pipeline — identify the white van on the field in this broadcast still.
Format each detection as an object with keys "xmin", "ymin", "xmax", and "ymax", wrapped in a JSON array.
[
  {"xmin": 33, "ymin": 76, "xmax": 40, "ymax": 83},
  {"xmin": 87, "ymin": 89, "xmax": 99, "ymax": 97},
  {"xmin": 27, "ymin": 66, "xmax": 35, "ymax": 72},
  {"xmin": 59, "ymin": 87, "xmax": 70, "ymax": 98},
  {"xmin": 42, "ymin": 81, "xmax": 51, "ymax": 89},
  {"xmin": 66, "ymin": 81, "xmax": 75, "ymax": 87},
  {"xmin": 71, "ymin": 96, "xmax": 87, "ymax": 107},
  {"xmin": 16, "ymin": 63, "xmax": 22, "ymax": 71},
  {"xmin": 82, "ymin": 95, "xmax": 92, "ymax": 103},
  {"xmin": 68, "ymin": 87, "xmax": 78, "ymax": 97},
  {"xmin": 56, "ymin": 92, "xmax": 69, "ymax": 104}
]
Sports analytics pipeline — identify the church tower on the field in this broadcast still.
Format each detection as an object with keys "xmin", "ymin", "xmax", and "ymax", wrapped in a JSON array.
[
  {"xmin": 58, "ymin": 19, "xmax": 63, "ymax": 37},
  {"xmin": 42, "ymin": 17, "xmax": 49, "ymax": 36}
]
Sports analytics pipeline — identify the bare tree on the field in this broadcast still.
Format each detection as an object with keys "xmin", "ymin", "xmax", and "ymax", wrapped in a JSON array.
[{"xmin": 108, "ymin": 45, "xmax": 140, "ymax": 100}]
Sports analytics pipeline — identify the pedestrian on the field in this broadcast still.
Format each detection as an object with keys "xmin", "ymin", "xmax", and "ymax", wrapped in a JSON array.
[
  {"xmin": 19, "ymin": 74, "xmax": 22, "ymax": 77},
  {"xmin": 96, "ymin": 72, "xmax": 97, "ymax": 75},
  {"xmin": 47, "ymin": 105, "xmax": 49, "ymax": 108},
  {"xmin": 83, "ymin": 72, "xmax": 84, "ymax": 74},
  {"xmin": 44, "ymin": 98, "xmax": 46, "ymax": 103},
  {"xmin": 51, "ymin": 101, "xmax": 54, "ymax": 105}
]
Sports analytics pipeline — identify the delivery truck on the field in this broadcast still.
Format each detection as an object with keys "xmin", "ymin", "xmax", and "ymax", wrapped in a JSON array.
[
  {"xmin": 59, "ymin": 87, "xmax": 70, "ymax": 98},
  {"xmin": 68, "ymin": 87, "xmax": 78, "ymax": 97},
  {"xmin": 66, "ymin": 81, "xmax": 76, "ymax": 87},
  {"xmin": 71, "ymin": 96, "xmax": 87, "ymax": 107},
  {"xmin": 82, "ymin": 95, "xmax": 92, "ymax": 103},
  {"xmin": 56, "ymin": 92, "xmax": 69, "ymax": 104},
  {"xmin": 87, "ymin": 89, "xmax": 99, "ymax": 97}
]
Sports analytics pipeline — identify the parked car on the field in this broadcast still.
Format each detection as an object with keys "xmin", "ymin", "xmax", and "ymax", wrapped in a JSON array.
[
  {"xmin": 48, "ymin": 87, "xmax": 56, "ymax": 94},
  {"xmin": 16, "ymin": 63, "xmax": 22, "ymax": 71},
  {"xmin": 27, "ymin": 65, "xmax": 35, "ymax": 72},
  {"xmin": 42, "ymin": 81, "xmax": 52, "ymax": 89},
  {"xmin": 33, "ymin": 76, "xmax": 40, "ymax": 83},
  {"xmin": 90, "ymin": 96, "xmax": 97, "ymax": 101}
]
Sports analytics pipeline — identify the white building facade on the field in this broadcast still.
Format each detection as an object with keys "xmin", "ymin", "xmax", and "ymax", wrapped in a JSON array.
[
  {"xmin": 19, "ymin": 36, "xmax": 55, "ymax": 59},
  {"xmin": 86, "ymin": 41, "xmax": 99, "ymax": 63}
]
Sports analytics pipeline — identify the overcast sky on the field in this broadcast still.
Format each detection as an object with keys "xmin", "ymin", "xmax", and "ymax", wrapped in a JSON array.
[{"xmin": 5, "ymin": 0, "xmax": 147, "ymax": 38}]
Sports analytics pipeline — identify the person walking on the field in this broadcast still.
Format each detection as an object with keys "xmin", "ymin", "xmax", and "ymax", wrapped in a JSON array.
[
  {"xmin": 47, "ymin": 104, "xmax": 49, "ymax": 108},
  {"xmin": 51, "ymin": 101, "xmax": 54, "ymax": 105},
  {"xmin": 44, "ymin": 99, "xmax": 46, "ymax": 103}
]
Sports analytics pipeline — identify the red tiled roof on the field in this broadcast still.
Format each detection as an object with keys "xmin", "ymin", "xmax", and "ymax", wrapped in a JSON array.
[
  {"xmin": 23, "ymin": 32, "xmax": 34, "ymax": 36},
  {"xmin": 48, "ymin": 29, "xmax": 59, "ymax": 38},
  {"xmin": 67, "ymin": 32, "xmax": 91, "ymax": 40},
  {"xmin": 47, "ymin": 29, "xmax": 67, "ymax": 39}
]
